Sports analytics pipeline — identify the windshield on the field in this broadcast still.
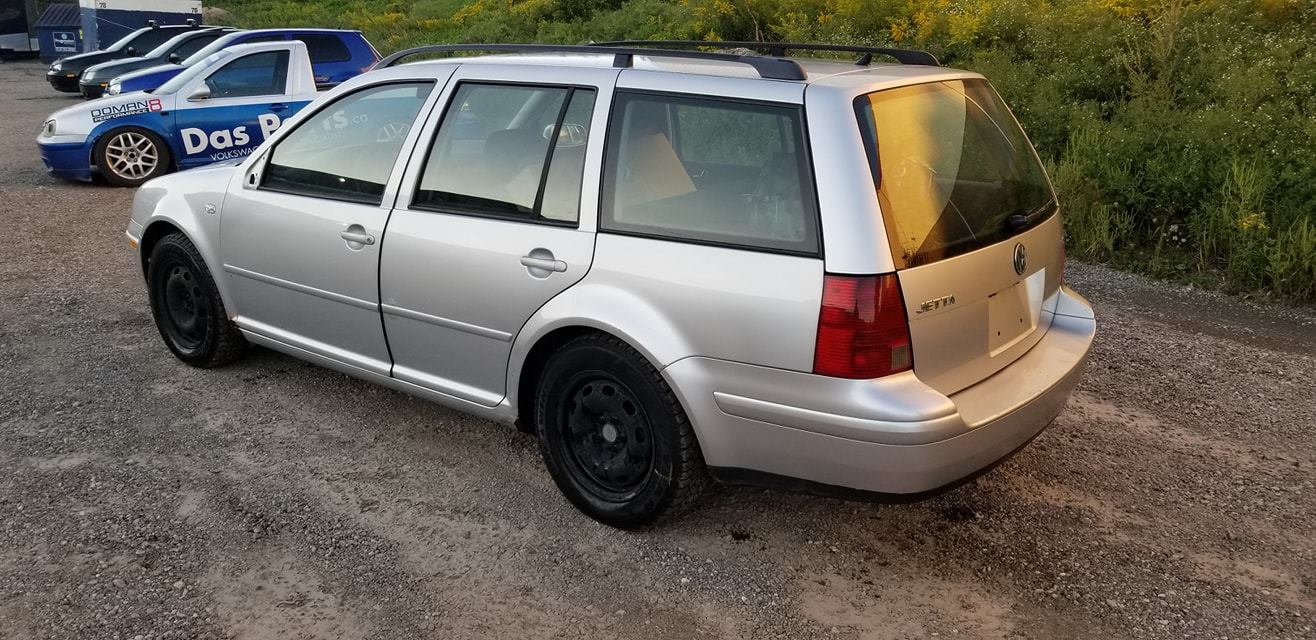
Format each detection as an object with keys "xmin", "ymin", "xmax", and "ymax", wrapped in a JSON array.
[
  {"xmin": 856, "ymin": 79, "xmax": 1055, "ymax": 269},
  {"xmin": 182, "ymin": 34, "xmax": 242, "ymax": 66},
  {"xmin": 144, "ymin": 30, "xmax": 203, "ymax": 59},
  {"xmin": 104, "ymin": 28, "xmax": 149, "ymax": 53},
  {"xmin": 157, "ymin": 51, "xmax": 229, "ymax": 95}
]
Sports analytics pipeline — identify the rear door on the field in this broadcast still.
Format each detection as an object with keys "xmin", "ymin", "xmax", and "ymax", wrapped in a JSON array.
[
  {"xmin": 379, "ymin": 65, "xmax": 615, "ymax": 407},
  {"xmin": 853, "ymin": 78, "xmax": 1064, "ymax": 394}
]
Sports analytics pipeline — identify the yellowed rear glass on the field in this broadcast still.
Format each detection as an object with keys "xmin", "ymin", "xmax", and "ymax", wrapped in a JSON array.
[{"xmin": 855, "ymin": 79, "xmax": 1054, "ymax": 268}]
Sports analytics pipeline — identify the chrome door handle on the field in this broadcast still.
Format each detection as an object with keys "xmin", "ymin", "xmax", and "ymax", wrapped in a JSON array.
[
  {"xmin": 520, "ymin": 255, "xmax": 567, "ymax": 273},
  {"xmin": 340, "ymin": 230, "xmax": 375, "ymax": 245}
]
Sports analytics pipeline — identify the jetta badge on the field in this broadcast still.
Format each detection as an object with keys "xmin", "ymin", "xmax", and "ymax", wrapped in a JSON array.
[{"xmin": 1013, "ymin": 243, "xmax": 1028, "ymax": 275}]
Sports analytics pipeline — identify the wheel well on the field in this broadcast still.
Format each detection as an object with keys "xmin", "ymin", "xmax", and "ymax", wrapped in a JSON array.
[
  {"xmin": 138, "ymin": 220, "xmax": 183, "ymax": 276},
  {"xmin": 514, "ymin": 326, "xmax": 602, "ymax": 433}
]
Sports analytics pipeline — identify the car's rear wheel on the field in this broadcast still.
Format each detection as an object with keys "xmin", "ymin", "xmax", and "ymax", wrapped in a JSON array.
[
  {"xmin": 94, "ymin": 127, "xmax": 171, "ymax": 187},
  {"xmin": 534, "ymin": 333, "xmax": 706, "ymax": 528},
  {"xmin": 146, "ymin": 232, "xmax": 247, "ymax": 368}
]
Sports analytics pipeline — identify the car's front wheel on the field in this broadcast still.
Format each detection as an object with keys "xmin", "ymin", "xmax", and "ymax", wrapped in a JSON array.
[
  {"xmin": 534, "ymin": 333, "xmax": 706, "ymax": 528},
  {"xmin": 94, "ymin": 127, "xmax": 171, "ymax": 187},
  {"xmin": 146, "ymin": 232, "xmax": 247, "ymax": 368}
]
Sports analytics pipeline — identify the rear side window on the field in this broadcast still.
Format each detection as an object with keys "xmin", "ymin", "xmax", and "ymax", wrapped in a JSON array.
[
  {"xmin": 263, "ymin": 82, "xmax": 434, "ymax": 204},
  {"xmin": 296, "ymin": 35, "xmax": 351, "ymax": 63},
  {"xmin": 414, "ymin": 83, "xmax": 598, "ymax": 224},
  {"xmin": 602, "ymin": 93, "xmax": 818, "ymax": 255},
  {"xmin": 204, "ymin": 50, "xmax": 288, "ymax": 99},
  {"xmin": 855, "ymin": 79, "xmax": 1055, "ymax": 268}
]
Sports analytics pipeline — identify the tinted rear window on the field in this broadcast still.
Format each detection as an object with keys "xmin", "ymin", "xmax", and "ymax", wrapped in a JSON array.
[
  {"xmin": 855, "ymin": 79, "xmax": 1054, "ymax": 269},
  {"xmin": 296, "ymin": 35, "xmax": 350, "ymax": 63}
]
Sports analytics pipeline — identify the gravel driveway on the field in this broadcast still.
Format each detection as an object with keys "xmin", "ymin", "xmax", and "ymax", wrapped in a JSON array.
[{"xmin": 1, "ymin": 59, "xmax": 1313, "ymax": 640}]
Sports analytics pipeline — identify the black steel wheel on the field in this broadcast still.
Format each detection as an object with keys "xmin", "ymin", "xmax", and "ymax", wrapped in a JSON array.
[
  {"xmin": 535, "ymin": 333, "xmax": 706, "ymax": 528},
  {"xmin": 146, "ymin": 232, "xmax": 247, "ymax": 368},
  {"xmin": 559, "ymin": 372, "xmax": 655, "ymax": 500}
]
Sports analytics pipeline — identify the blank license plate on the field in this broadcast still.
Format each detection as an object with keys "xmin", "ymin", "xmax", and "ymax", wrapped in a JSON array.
[{"xmin": 988, "ymin": 269, "xmax": 1045, "ymax": 355}]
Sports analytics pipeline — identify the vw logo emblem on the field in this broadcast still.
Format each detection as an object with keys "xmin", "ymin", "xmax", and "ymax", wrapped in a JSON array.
[{"xmin": 1013, "ymin": 243, "xmax": 1028, "ymax": 275}]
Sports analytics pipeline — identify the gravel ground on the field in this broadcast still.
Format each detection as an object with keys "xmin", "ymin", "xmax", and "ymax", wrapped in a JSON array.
[{"xmin": 1, "ymin": 58, "xmax": 1314, "ymax": 640}]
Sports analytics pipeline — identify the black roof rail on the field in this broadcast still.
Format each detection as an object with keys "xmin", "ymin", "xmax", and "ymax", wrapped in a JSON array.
[
  {"xmin": 592, "ymin": 40, "xmax": 940, "ymax": 67},
  {"xmin": 373, "ymin": 43, "xmax": 808, "ymax": 81}
]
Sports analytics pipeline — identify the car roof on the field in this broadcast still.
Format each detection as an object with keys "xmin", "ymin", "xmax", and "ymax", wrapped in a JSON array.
[
  {"xmin": 381, "ymin": 52, "xmax": 982, "ymax": 92},
  {"xmin": 230, "ymin": 28, "xmax": 364, "ymax": 36}
]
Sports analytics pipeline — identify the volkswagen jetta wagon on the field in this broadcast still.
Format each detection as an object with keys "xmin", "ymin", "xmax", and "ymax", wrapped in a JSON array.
[{"xmin": 126, "ymin": 42, "xmax": 1096, "ymax": 528}]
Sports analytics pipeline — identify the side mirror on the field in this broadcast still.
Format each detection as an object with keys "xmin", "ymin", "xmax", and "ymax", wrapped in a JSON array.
[
  {"xmin": 168, "ymin": 52, "xmax": 181, "ymax": 64},
  {"xmin": 187, "ymin": 85, "xmax": 211, "ymax": 101},
  {"xmin": 125, "ymin": 46, "xmax": 136, "ymax": 56}
]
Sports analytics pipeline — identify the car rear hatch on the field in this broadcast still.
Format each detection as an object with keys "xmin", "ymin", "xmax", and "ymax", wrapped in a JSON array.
[{"xmin": 855, "ymin": 78, "xmax": 1064, "ymax": 395}]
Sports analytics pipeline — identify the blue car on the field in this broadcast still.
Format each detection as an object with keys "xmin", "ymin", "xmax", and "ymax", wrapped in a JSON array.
[
  {"xmin": 38, "ymin": 41, "xmax": 320, "ymax": 187},
  {"xmin": 108, "ymin": 28, "xmax": 378, "ymax": 96}
]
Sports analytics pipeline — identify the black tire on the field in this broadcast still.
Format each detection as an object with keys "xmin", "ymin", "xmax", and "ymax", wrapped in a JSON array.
[
  {"xmin": 146, "ymin": 232, "xmax": 248, "ymax": 368},
  {"xmin": 93, "ymin": 126, "xmax": 171, "ymax": 187},
  {"xmin": 534, "ymin": 333, "xmax": 707, "ymax": 528}
]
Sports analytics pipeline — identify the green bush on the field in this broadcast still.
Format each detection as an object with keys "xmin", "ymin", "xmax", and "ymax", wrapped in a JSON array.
[{"xmin": 215, "ymin": 0, "xmax": 1316, "ymax": 303}]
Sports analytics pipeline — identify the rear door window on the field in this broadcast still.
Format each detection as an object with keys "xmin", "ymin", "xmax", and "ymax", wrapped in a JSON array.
[
  {"xmin": 601, "ymin": 92, "xmax": 818, "ymax": 255},
  {"xmin": 295, "ymin": 35, "xmax": 351, "ymax": 63},
  {"xmin": 413, "ymin": 82, "xmax": 598, "ymax": 225},
  {"xmin": 855, "ymin": 79, "xmax": 1055, "ymax": 268}
]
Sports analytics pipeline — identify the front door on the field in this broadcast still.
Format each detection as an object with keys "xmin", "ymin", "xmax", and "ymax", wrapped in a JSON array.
[
  {"xmin": 218, "ymin": 79, "xmax": 445, "ymax": 375},
  {"xmin": 379, "ymin": 66, "xmax": 616, "ymax": 406},
  {"xmin": 172, "ymin": 48, "xmax": 307, "ymax": 169}
]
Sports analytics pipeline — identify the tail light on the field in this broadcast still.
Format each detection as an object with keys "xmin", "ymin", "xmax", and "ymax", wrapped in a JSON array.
[{"xmin": 813, "ymin": 274, "xmax": 913, "ymax": 379}]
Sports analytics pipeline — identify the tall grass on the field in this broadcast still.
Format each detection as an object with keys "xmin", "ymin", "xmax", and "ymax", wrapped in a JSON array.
[{"xmin": 215, "ymin": 0, "xmax": 1316, "ymax": 303}]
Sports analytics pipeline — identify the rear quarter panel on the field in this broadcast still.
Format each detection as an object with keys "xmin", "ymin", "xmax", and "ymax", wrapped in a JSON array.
[{"xmin": 513, "ymin": 234, "xmax": 824, "ymax": 375}]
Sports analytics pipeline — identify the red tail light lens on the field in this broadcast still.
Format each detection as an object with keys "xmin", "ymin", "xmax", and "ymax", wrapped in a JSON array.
[{"xmin": 813, "ymin": 274, "xmax": 913, "ymax": 379}]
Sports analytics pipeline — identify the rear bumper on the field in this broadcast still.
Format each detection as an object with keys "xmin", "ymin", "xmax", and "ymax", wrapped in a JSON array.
[
  {"xmin": 47, "ymin": 72, "xmax": 80, "ymax": 92},
  {"xmin": 667, "ymin": 285, "xmax": 1096, "ymax": 496}
]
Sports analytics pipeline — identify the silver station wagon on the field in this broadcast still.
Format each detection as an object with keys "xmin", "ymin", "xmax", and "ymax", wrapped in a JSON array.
[{"xmin": 126, "ymin": 41, "xmax": 1096, "ymax": 527}]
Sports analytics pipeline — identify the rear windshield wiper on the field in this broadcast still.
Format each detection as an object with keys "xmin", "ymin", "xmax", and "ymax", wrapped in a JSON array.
[{"xmin": 1004, "ymin": 200, "xmax": 1055, "ymax": 232}]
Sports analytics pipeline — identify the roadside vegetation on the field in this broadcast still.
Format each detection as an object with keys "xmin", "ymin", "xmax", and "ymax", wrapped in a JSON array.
[{"xmin": 213, "ymin": 0, "xmax": 1316, "ymax": 302}]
